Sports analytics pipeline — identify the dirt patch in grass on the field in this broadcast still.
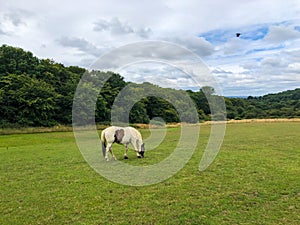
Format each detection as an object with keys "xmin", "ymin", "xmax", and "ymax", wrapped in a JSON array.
[
  {"xmin": 1, "ymin": 119, "xmax": 299, "ymax": 135},
  {"xmin": 137, "ymin": 119, "xmax": 300, "ymax": 128},
  {"xmin": 222, "ymin": 118, "xmax": 300, "ymax": 124}
]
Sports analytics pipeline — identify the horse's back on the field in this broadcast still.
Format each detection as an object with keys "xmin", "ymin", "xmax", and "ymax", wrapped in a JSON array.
[
  {"xmin": 119, "ymin": 126, "xmax": 140, "ymax": 143},
  {"xmin": 126, "ymin": 126, "xmax": 142, "ymax": 139},
  {"xmin": 101, "ymin": 126, "xmax": 117, "ymax": 143},
  {"xmin": 102, "ymin": 126, "xmax": 141, "ymax": 144}
]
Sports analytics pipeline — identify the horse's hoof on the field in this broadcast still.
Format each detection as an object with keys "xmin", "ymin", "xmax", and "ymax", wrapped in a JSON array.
[
  {"xmin": 137, "ymin": 155, "xmax": 142, "ymax": 158},
  {"xmin": 124, "ymin": 155, "xmax": 129, "ymax": 159}
]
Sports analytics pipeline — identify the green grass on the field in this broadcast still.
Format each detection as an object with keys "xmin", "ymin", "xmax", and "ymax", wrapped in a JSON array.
[{"xmin": 0, "ymin": 122, "xmax": 299, "ymax": 224}]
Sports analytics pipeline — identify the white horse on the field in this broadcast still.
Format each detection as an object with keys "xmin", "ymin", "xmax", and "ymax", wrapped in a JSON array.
[{"xmin": 101, "ymin": 126, "xmax": 145, "ymax": 161}]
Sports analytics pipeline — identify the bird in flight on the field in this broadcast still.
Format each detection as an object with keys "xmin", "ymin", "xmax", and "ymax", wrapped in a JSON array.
[{"xmin": 236, "ymin": 33, "xmax": 241, "ymax": 37}]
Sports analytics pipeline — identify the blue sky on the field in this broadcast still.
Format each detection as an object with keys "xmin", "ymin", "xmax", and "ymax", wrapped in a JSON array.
[
  {"xmin": 197, "ymin": 21, "xmax": 300, "ymax": 96},
  {"xmin": 0, "ymin": 0, "xmax": 300, "ymax": 96},
  {"xmin": 201, "ymin": 24, "xmax": 269, "ymax": 43}
]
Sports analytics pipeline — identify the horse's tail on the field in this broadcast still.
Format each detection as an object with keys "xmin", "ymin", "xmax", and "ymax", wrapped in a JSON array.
[{"xmin": 100, "ymin": 130, "xmax": 106, "ymax": 157}]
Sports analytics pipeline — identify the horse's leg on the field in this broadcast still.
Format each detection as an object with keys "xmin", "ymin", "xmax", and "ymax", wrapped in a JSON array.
[
  {"xmin": 131, "ymin": 140, "xmax": 141, "ymax": 158},
  {"xmin": 105, "ymin": 143, "xmax": 117, "ymax": 161},
  {"xmin": 124, "ymin": 144, "xmax": 129, "ymax": 159},
  {"xmin": 109, "ymin": 144, "xmax": 117, "ymax": 160},
  {"xmin": 105, "ymin": 143, "xmax": 111, "ymax": 161}
]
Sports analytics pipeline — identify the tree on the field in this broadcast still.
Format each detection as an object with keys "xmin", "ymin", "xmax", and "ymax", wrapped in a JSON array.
[
  {"xmin": 201, "ymin": 86, "xmax": 215, "ymax": 96},
  {"xmin": 129, "ymin": 101, "xmax": 150, "ymax": 124},
  {"xmin": 0, "ymin": 74, "xmax": 59, "ymax": 126},
  {"xmin": 1, "ymin": 45, "xmax": 299, "ymax": 127},
  {"xmin": 187, "ymin": 89, "xmax": 210, "ymax": 115},
  {"xmin": 72, "ymin": 82, "xmax": 99, "ymax": 126},
  {"xmin": 0, "ymin": 45, "xmax": 39, "ymax": 78}
]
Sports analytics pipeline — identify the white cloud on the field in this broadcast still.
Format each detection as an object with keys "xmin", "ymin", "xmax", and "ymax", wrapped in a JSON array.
[
  {"xmin": 119, "ymin": 62, "xmax": 203, "ymax": 90},
  {"xmin": 164, "ymin": 36, "xmax": 215, "ymax": 57},
  {"xmin": 93, "ymin": 17, "xmax": 153, "ymax": 39},
  {"xmin": 56, "ymin": 36, "xmax": 103, "ymax": 57},
  {"xmin": 94, "ymin": 18, "xmax": 133, "ymax": 35},
  {"xmin": 265, "ymin": 25, "xmax": 300, "ymax": 43},
  {"xmin": 261, "ymin": 57, "xmax": 287, "ymax": 68},
  {"xmin": 0, "ymin": 0, "xmax": 300, "ymax": 95},
  {"xmin": 288, "ymin": 63, "xmax": 300, "ymax": 73}
]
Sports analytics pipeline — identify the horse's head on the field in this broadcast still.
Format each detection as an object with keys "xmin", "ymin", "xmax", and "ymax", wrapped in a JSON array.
[{"xmin": 139, "ymin": 143, "xmax": 145, "ymax": 158}]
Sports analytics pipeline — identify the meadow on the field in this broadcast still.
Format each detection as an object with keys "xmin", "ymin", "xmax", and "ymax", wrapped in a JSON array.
[{"xmin": 0, "ymin": 122, "xmax": 299, "ymax": 224}]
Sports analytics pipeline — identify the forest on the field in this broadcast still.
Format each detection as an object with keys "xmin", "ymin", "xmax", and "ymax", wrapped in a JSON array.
[{"xmin": 0, "ymin": 44, "xmax": 299, "ymax": 127}]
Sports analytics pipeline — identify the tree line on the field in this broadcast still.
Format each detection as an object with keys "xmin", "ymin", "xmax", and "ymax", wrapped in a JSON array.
[
  {"xmin": 225, "ymin": 89, "xmax": 300, "ymax": 120},
  {"xmin": 0, "ymin": 45, "xmax": 299, "ymax": 127}
]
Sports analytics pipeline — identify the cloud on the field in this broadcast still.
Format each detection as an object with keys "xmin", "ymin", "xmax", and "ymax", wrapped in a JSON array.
[
  {"xmin": 56, "ymin": 37, "xmax": 104, "ymax": 57},
  {"xmin": 222, "ymin": 38, "xmax": 249, "ymax": 55},
  {"xmin": 119, "ymin": 62, "xmax": 206, "ymax": 90},
  {"xmin": 211, "ymin": 68, "xmax": 233, "ymax": 75},
  {"xmin": 166, "ymin": 36, "xmax": 215, "ymax": 57},
  {"xmin": 283, "ymin": 49, "xmax": 300, "ymax": 62},
  {"xmin": 90, "ymin": 41, "xmax": 189, "ymax": 70},
  {"xmin": 204, "ymin": 20, "xmax": 300, "ymax": 95},
  {"xmin": 136, "ymin": 27, "xmax": 153, "ymax": 39},
  {"xmin": 94, "ymin": 17, "xmax": 133, "ymax": 35},
  {"xmin": 0, "ymin": 8, "xmax": 38, "ymax": 39},
  {"xmin": 0, "ymin": 25, "xmax": 8, "ymax": 35},
  {"xmin": 264, "ymin": 25, "xmax": 300, "ymax": 43},
  {"xmin": 1, "ymin": 0, "xmax": 300, "ymax": 96},
  {"xmin": 93, "ymin": 17, "xmax": 152, "ymax": 38},
  {"xmin": 211, "ymin": 44, "xmax": 300, "ymax": 96},
  {"xmin": 261, "ymin": 57, "xmax": 287, "ymax": 68},
  {"xmin": 287, "ymin": 63, "xmax": 300, "ymax": 73},
  {"xmin": 4, "ymin": 10, "xmax": 28, "ymax": 27}
]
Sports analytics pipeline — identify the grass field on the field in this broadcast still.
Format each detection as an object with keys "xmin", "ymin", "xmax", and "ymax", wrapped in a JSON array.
[{"xmin": 0, "ymin": 122, "xmax": 299, "ymax": 224}]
